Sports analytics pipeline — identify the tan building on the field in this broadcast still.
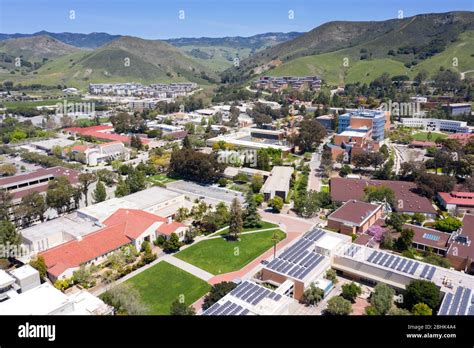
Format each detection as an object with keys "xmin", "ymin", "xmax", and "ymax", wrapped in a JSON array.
[{"xmin": 327, "ymin": 200, "xmax": 383, "ymax": 235}]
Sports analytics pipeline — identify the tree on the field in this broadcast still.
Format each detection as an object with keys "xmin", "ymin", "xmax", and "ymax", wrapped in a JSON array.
[
  {"xmin": 395, "ymin": 228, "xmax": 414, "ymax": 251},
  {"xmin": 229, "ymin": 198, "xmax": 243, "ymax": 240},
  {"xmin": 364, "ymin": 186, "xmax": 395, "ymax": 207},
  {"xmin": 46, "ymin": 177, "xmax": 76, "ymax": 214},
  {"xmin": 250, "ymin": 174, "xmax": 263, "ymax": 193},
  {"xmin": 170, "ymin": 299, "xmax": 196, "ymax": 315},
  {"xmin": 92, "ymin": 180, "xmax": 107, "ymax": 203},
  {"xmin": 162, "ymin": 233, "xmax": 183, "ymax": 253},
  {"xmin": 387, "ymin": 307, "xmax": 411, "ymax": 315},
  {"xmin": 218, "ymin": 178, "xmax": 228, "ymax": 187},
  {"xmin": 412, "ymin": 303, "xmax": 432, "ymax": 316},
  {"xmin": 101, "ymin": 283, "xmax": 148, "ymax": 315},
  {"xmin": 301, "ymin": 283, "xmax": 324, "ymax": 306},
  {"xmin": 404, "ymin": 280, "xmax": 441, "ymax": 311},
  {"xmin": 268, "ymin": 196, "xmax": 283, "ymax": 213},
  {"xmin": 370, "ymin": 283, "xmax": 395, "ymax": 315},
  {"xmin": 29, "ymin": 255, "xmax": 47, "ymax": 279},
  {"xmin": 202, "ymin": 281, "xmax": 237, "ymax": 310},
  {"xmin": 415, "ymin": 173, "xmax": 455, "ymax": 199},
  {"xmin": 243, "ymin": 191, "xmax": 262, "ymax": 228},
  {"xmin": 115, "ymin": 176, "xmax": 131, "ymax": 198},
  {"xmin": 293, "ymin": 119, "xmax": 327, "ymax": 153},
  {"xmin": 0, "ymin": 163, "xmax": 17, "ymax": 176},
  {"xmin": 326, "ymin": 296, "xmax": 352, "ymax": 315},
  {"xmin": 341, "ymin": 282, "xmax": 362, "ymax": 303},
  {"xmin": 325, "ymin": 269, "xmax": 337, "ymax": 284},
  {"xmin": 126, "ymin": 167, "xmax": 146, "ymax": 193},
  {"xmin": 386, "ymin": 213, "xmax": 407, "ymax": 232},
  {"xmin": 72, "ymin": 265, "xmax": 95, "ymax": 288},
  {"xmin": 411, "ymin": 213, "xmax": 425, "ymax": 225},
  {"xmin": 182, "ymin": 135, "xmax": 192, "ymax": 149},
  {"xmin": 18, "ymin": 191, "xmax": 47, "ymax": 225},
  {"xmin": 0, "ymin": 189, "xmax": 12, "ymax": 221},
  {"xmin": 339, "ymin": 165, "xmax": 352, "ymax": 177},
  {"xmin": 434, "ymin": 216, "xmax": 462, "ymax": 233},
  {"xmin": 0, "ymin": 220, "xmax": 21, "ymax": 256},
  {"xmin": 78, "ymin": 173, "xmax": 96, "ymax": 207},
  {"xmin": 169, "ymin": 148, "xmax": 224, "ymax": 184}
]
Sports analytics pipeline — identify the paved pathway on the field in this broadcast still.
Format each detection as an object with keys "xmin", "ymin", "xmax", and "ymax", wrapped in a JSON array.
[{"xmin": 161, "ymin": 254, "xmax": 214, "ymax": 281}]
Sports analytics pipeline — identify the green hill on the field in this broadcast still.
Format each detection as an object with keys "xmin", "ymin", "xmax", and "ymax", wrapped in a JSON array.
[
  {"xmin": 223, "ymin": 11, "xmax": 474, "ymax": 85},
  {"xmin": 0, "ymin": 36, "xmax": 219, "ymax": 89},
  {"xmin": 266, "ymin": 30, "xmax": 474, "ymax": 85}
]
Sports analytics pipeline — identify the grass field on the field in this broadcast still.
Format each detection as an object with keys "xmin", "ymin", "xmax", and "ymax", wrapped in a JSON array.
[
  {"xmin": 125, "ymin": 261, "xmax": 210, "ymax": 315},
  {"xmin": 320, "ymin": 186, "xmax": 329, "ymax": 193},
  {"xmin": 176, "ymin": 229, "xmax": 286, "ymax": 275},
  {"xmin": 213, "ymin": 221, "xmax": 279, "ymax": 236},
  {"xmin": 412, "ymin": 132, "xmax": 447, "ymax": 141},
  {"xmin": 146, "ymin": 174, "xmax": 177, "ymax": 185}
]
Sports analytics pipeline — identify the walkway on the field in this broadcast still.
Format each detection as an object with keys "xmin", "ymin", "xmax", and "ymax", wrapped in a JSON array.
[{"xmin": 161, "ymin": 254, "xmax": 214, "ymax": 281}]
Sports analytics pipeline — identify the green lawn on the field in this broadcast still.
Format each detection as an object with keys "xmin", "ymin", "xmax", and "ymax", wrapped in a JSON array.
[
  {"xmin": 176, "ymin": 229, "xmax": 286, "ymax": 275},
  {"xmin": 147, "ymin": 174, "xmax": 177, "ymax": 185},
  {"xmin": 125, "ymin": 261, "xmax": 210, "ymax": 315},
  {"xmin": 214, "ymin": 221, "xmax": 279, "ymax": 236},
  {"xmin": 412, "ymin": 132, "xmax": 447, "ymax": 142},
  {"xmin": 321, "ymin": 186, "xmax": 329, "ymax": 193}
]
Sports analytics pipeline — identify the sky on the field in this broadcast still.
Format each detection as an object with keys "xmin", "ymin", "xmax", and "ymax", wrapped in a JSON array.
[{"xmin": 0, "ymin": 0, "xmax": 473, "ymax": 39}]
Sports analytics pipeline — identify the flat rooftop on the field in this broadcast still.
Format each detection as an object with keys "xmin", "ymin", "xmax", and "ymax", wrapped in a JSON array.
[
  {"xmin": 261, "ymin": 166, "xmax": 294, "ymax": 193},
  {"xmin": 31, "ymin": 138, "xmax": 76, "ymax": 150},
  {"xmin": 77, "ymin": 186, "xmax": 182, "ymax": 222}
]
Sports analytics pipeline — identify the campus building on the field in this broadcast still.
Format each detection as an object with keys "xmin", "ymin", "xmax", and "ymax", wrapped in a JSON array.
[
  {"xmin": 337, "ymin": 109, "xmax": 390, "ymax": 141},
  {"xmin": 327, "ymin": 200, "xmax": 383, "ymax": 235},
  {"xmin": 438, "ymin": 191, "xmax": 474, "ymax": 214},
  {"xmin": 330, "ymin": 177, "xmax": 437, "ymax": 216},
  {"xmin": 0, "ymin": 265, "xmax": 112, "ymax": 315},
  {"xmin": 400, "ymin": 118, "xmax": 470, "ymax": 133},
  {"xmin": 261, "ymin": 166, "xmax": 294, "ymax": 201},
  {"xmin": 40, "ymin": 208, "xmax": 186, "ymax": 281},
  {"xmin": 63, "ymin": 141, "xmax": 130, "ymax": 166}
]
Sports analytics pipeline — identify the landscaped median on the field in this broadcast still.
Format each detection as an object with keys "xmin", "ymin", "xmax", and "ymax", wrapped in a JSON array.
[
  {"xmin": 124, "ymin": 261, "xmax": 210, "ymax": 315},
  {"xmin": 175, "ymin": 229, "xmax": 286, "ymax": 275}
]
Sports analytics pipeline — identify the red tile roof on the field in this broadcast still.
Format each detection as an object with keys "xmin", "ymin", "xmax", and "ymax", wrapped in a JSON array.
[
  {"xmin": 330, "ymin": 177, "xmax": 437, "ymax": 215},
  {"xmin": 156, "ymin": 221, "xmax": 186, "ymax": 236},
  {"xmin": 63, "ymin": 125, "xmax": 149, "ymax": 145},
  {"xmin": 40, "ymin": 209, "xmax": 168, "ymax": 278},
  {"xmin": 448, "ymin": 133, "xmax": 474, "ymax": 145},
  {"xmin": 438, "ymin": 192, "xmax": 474, "ymax": 207}
]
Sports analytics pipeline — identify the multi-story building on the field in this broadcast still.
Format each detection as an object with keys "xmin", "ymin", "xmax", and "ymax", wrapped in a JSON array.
[
  {"xmin": 337, "ymin": 109, "xmax": 390, "ymax": 141},
  {"xmin": 400, "ymin": 117, "xmax": 470, "ymax": 133}
]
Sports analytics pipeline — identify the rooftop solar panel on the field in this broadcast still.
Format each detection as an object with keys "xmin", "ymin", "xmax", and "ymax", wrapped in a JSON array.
[
  {"xmin": 468, "ymin": 305, "xmax": 474, "ymax": 315},
  {"xmin": 389, "ymin": 257, "xmax": 401, "ymax": 269},
  {"xmin": 458, "ymin": 288, "xmax": 471, "ymax": 315},
  {"xmin": 383, "ymin": 255, "xmax": 395, "ymax": 267},
  {"xmin": 396, "ymin": 258, "xmax": 407, "ymax": 271},
  {"xmin": 438, "ymin": 292, "xmax": 453, "ymax": 315},
  {"xmin": 402, "ymin": 260, "xmax": 413, "ymax": 273},
  {"xmin": 409, "ymin": 262, "xmax": 419, "ymax": 275},
  {"xmin": 240, "ymin": 309, "xmax": 249, "ymax": 316},
  {"xmin": 367, "ymin": 251, "xmax": 378, "ymax": 263},
  {"xmin": 448, "ymin": 287, "xmax": 464, "ymax": 315},
  {"xmin": 377, "ymin": 253, "xmax": 389, "ymax": 265},
  {"xmin": 426, "ymin": 266, "xmax": 436, "ymax": 280},
  {"xmin": 420, "ymin": 265, "xmax": 430, "ymax": 279},
  {"xmin": 372, "ymin": 252, "xmax": 383, "ymax": 264}
]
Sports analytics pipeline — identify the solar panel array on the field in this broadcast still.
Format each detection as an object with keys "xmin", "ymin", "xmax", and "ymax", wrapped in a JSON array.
[
  {"xmin": 419, "ymin": 264, "xmax": 437, "ymax": 281},
  {"xmin": 438, "ymin": 286, "xmax": 473, "ymax": 315},
  {"xmin": 228, "ymin": 281, "xmax": 282, "ymax": 306},
  {"xmin": 344, "ymin": 245, "xmax": 361, "ymax": 258},
  {"xmin": 265, "ymin": 228, "xmax": 326, "ymax": 281},
  {"xmin": 423, "ymin": 233, "xmax": 440, "ymax": 242},
  {"xmin": 366, "ymin": 251, "xmax": 421, "ymax": 276},
  {"xmin": 202, "ymin": 300, "xmax": 249, "ymax": 316}
]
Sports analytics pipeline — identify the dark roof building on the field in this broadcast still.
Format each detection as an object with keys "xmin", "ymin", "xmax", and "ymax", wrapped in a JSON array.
[{"xmin": 330, "ymin": 177, "xmax": 437, "ymax": 216}]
